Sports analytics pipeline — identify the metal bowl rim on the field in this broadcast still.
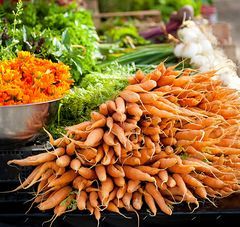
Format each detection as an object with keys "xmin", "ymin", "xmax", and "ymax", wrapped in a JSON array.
[{"xmin": 0, "ymin": 98, "xmax": 62, "ymax": 108}]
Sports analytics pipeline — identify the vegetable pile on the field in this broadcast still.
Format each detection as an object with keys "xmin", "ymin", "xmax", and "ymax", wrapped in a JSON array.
[
  {"xmin": 0, "ymin": 52, "xmax": 72, "ymax": 106},
  {"xmin": 7, "ymin": 62, "xmax": 240, "ymax": 223}
]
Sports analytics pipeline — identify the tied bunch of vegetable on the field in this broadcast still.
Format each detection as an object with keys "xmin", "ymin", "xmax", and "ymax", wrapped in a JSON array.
[
  {"xmin": 0, "ymin": 51, "xmax": 73, "ymax": 106},
  {"xmin": 6, "ymin": 63, "xmax": 240, "ymax": 224}
]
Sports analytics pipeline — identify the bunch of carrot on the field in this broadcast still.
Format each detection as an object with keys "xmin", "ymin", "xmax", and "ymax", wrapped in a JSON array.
[{"xmin": 7, "ymin": 63, "xmax": 240, "ymax": 224}]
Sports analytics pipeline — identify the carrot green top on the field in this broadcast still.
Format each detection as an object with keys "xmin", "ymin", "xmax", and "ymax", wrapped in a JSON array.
[{"xmin": 0, "ymin": 51, "xmax": 73, "ymax": 106}]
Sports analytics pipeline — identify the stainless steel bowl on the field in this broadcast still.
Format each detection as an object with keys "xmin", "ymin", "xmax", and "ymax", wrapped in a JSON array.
[{"xmin": 0, "ymin": 99, "xmax": 60, "ymax": 145}]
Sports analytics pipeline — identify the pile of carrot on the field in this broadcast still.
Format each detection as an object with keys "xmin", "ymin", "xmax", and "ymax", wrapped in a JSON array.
[{"xmin": 7, "ymin": 63, "xmax": 240, "ymax": 224}]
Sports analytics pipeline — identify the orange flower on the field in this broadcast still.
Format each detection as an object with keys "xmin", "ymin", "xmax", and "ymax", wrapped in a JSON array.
[{"xmin": 0, "ymin": 51, "xmax": 73, "ymax": 106}]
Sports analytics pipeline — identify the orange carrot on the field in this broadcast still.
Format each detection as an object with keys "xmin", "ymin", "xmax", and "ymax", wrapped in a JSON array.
[
  {"xmin": 172, "ymin": 174, "xmax": 187, "ymax": 194},
  {"xmin": 143, "ymin": 190, "xmax": 157, "ymax": 216},
  {"xmin": 8, "ymin": 147, "xmax": 65, "ymax": 166},
  {"xmin": 132, "ymin": 191, "xmax": 143, "ymax": 210},
  {"xmin": 83, "ymin": 128, "xmax": 104, "ymax": 147},
  {"xmin": 56, "ymin": 155, "xmax": 71, "ymax": 168},
  {"xmin": 78, "ymin": 167, "xmax": 97, "ymax": 180},
  {"xmin": 111, "ymin": 123, "xmax": 127, "ymax": 147},
  {"xmin": 112, "ymin": 112, "xmax": 127, "ymax": 122},
  {"xmin": 122, "ymin": 192, "xmax": 132, "ymax": 208},
  {"xmin": 123, "ymin": 166, "xmax": 155, "ymax": 182},
  {"xmin": 106, "ymin": 100, "xmax": 117, "ymax": 114},
  {"xmin": 38, "ymin": 186, "xmax": 72, "ymax": 211},
  {"xmin": 107, "ymin": 164, "xmax": 125, "ymax": 178},
  {"xmin": 101, "ymin": 177, "xmax": 114, "ymax": 200},
  {"xmin": 99, "ymin": 103, "xmax": 108, "ymax": 116},
  {"xmin": 119, "ymin": 90, "xmax": 140, "ymax": 103},
  {"xmin": 77, "ymin": 191, "xmax": 88, "ymax": 210},
  {"xmin": 89, "ymin": 191, "xmax": 99, "ymax": 208},
  {"xmin": 117, "ymin": 184, "xmax": 127, "ymax": 200},
  {"xmin": 127, "ymin": 180, "xmax": 141, "ymax": 193},
  {"xmin": 66, "ymin": 142, "xmax": 75, "ymax": 156},
  {"xmin": 145, "ymin": 183, "xmax": 172, "ymax": 215},
  {"xmin": 48, "ymin": 170, "xmax": 77, "ymax": 188},
  {"xmin": 113, "ymin": 177, "xmax": 126, "ymax": 187},
  {"xmin": 115, "ymin": 97, "xmax": 126, "ymax": 114},
  {"xmin": 70, "ymin": 159, "xmax": 81, "ymax": 171},
  {"xmin": 135, "ymin": 166, "xmax": 159, "ymax": 175},
  {"xmin": 95, "ymin": 165, "xmax": 107, "ymax": 182}
]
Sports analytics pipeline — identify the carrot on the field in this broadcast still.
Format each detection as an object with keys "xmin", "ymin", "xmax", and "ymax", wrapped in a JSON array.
[
  {"xmin": 56, "ymin": 155, "xmax": 71, "ymax": 168},
  {"xmin": 201, "ymin": 176, "xmax": 226, "ymax": 189},
  {"xmin": 122, "ymin": 192, "xmax": 132, "ymax": 208},
  {"xmin": 38, "ymin": 186, "xmax": 72, "ymax": 211},
  {"xmin": 125, "ymin": 84, "xmax": 147, "ymax": 93},
  {"xmin": 94, "ymin": 146, "xmax": 104, "ymax": 164},
  {"xmin": 168, "ymin": 164, "xmax": 195, "ymax": 174},
  {"xmin": 139, "ymin": 93, "xmax": 158, "ymax": 104},
  {"xmin": 115, "ymin": 97, "xmax": 126, "ymax": 114},
  {"xmin": 143, "ymin": 190, "xmax": 157, "ymax": 216},
  {"xmin": 113, "ymin": 176, "xmax": 125, "ymax": 187},
  {"xmin": 127, "ymin": 180, "xmax": 141, "ymax": 193},
  {"xmin": 140, "ymin": 148, "xmax": 151, "ymax": 165},
  {"xmin": 54, "ymin": 194, "xmax": 76, "ymax": 218},
  {"xmin": 145, "ymin": 183, "xmax": 172, "ymax": 215},
  {"xmin": 37, "ymin": 169, "xmax": 53, "ymax": 194},
  {"xmin": 126, "ymin": 103, "xmax": 143, "ymax": 117},
  {"xmin": 78, "ymin": 167, "xmax": 97, "ymax": 180},
  {"xmin": 73, "ymin": 176, "xmax": 88, "ymax": 191},
  {"xmin": 27, "ymin": 161, "xmax": 65, "ymax": 189},
  {"xmin": 66, "ymin": 121, "xmax": 91, "ymax": 132},
  {"xmin": 119, "ymin": 90, "xmax": 140, "ymax": 103},
  {"xmin": 107, "ymin": 164, "xmax": 125, "ymax": 178},
  {"xmin": 101, "ymin": 148, "xmax": 114, "ymax": 165},
  {"xmin": 79, "ymin": 148, "xmax": 97, "ymax": 161},
  {"xmin": 155, "ymin": 175, "xmax": 167, "ymax": 190},
  {"xmin": 158, "ymin": 170, "xmax": 168, "ymax": 183},
  {"xmin": 166, "ymin": 176, "xmax": 176, "ymax": 188},
  {"xmin": 95, "ymin": 165, "xmax": 107, "ymax": 182},
  {"xmin": 111, "ymin": 123, "xmax": 127, "ymax": 147},
  {"xmin": 99, "ymin": 103, "xmax": 108, "ymax": 116},
  {"xmin": 48, "ymin": 170, "xmax": 77, "ymax": 188},
  {"xmin": 77, "ymin": 191, "xmax": 88, "ymax": 210},
  {"xmin": 103, "ymin": 131, "xmax": 116, "ymax": 146},
  {"xmin": 94, "ymin": 207, "xmax": 101, "ymax": 224},
  {"xmin": 66, "ymin": 142, "xmax": 75, "ymax": 156},
  {"xmin": 194, "ymin": 187, "xmax": 207, "ymax": 199},
  {"xmin": 123, "ymin": 166, "xmax": 155, "ymax": 182},
  {"xmin": 181, "ymin": 174, "xmax": 204, "ymax": 188},
  {"xmin": 101, "ymin": 177, "xmax": 114, "ymax": 200},
  {"xmin": 144, "ymin": 105, "xmax": 178, "ymax": 119},
  {"xmin": 161, "ymin": 137, "xmax": 177, "ymax": 146},
  {"xmin": 135, "ymin": 70, "xmax": 145, "ymax": 81},
  {"xmin": 8, "ymin": 147, "xmax": 65, "ymax": 166},
  {"xmin": 104, "ymin": 188, "xmax": 118, "ymax": 206},
  {"xmin": 175, "ymin": 130, "xmax": 204, "ymax": 141},
  {"xmin": 158, "ymin": 158, "xmax": 178, "ymax": 169},
  {"xmin": 86, "ymin": 118, "xmax": 106, "ymax": 131},
  {"xmin": 132, "ymin": 191, "xmax": 143, "ymax": 210},
  {"xmin": 107, "ymin": 201, "xmax": 129, "ymax": 218},
  {"xmin": 70, "ymin": 158, "xmax": 81, "ymax": 171},
  {"xmin": 89, "ymin": 191, "xmax": 99, "ymax": 208},
  {"xmin": 117, "ymin": 184, "xmax": 127, "ymax": 200},
  {"xmin": 136, "ymin": 166, "xmax": 159, "ymax": 175},
  {"xmin": 172, "ymin": 174, "xmax": 187, "ymax": 194},
  {"xmin": 106, "ymin": 100, "xmax": 117, "ymax": 114},
  {"xmin": 83, "ymin": 128, "xmax": 104, "ymax": 147},
  {"xmin": 140, "ymin": 80, "xmax": 157, "ymax": 91},
  {"xmin": 112, "ymin": 112, "xmax": 127, "ymax": 123},
  {"xmin": 142, "ymin": 126, "xmax": 161, "ymax": 136}
]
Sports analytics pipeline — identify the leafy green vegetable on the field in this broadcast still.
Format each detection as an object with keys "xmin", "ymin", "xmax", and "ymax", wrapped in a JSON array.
[
  {"xmin": 99, "ymin": 18, "xmax": 149, "ymax": 48},
  {"xmin": 0, "ymin": 0, "xmax": 100, "ymax": 84}
]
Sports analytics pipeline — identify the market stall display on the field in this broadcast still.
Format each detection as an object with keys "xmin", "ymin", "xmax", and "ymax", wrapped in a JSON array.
[{"xmin": 1, "ymin": 0, "xmax": 240, "ymax": 226}]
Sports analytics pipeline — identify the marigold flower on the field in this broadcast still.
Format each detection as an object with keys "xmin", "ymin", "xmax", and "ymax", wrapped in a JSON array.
[{"xmin": 0, "ymin": 51, "xmax": 73, "ymax": 106}]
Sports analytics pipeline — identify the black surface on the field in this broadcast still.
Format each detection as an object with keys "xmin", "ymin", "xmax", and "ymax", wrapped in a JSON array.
[{"xmin": 0, "ymin": 143, "xmax": 240, "ymax": 227}]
